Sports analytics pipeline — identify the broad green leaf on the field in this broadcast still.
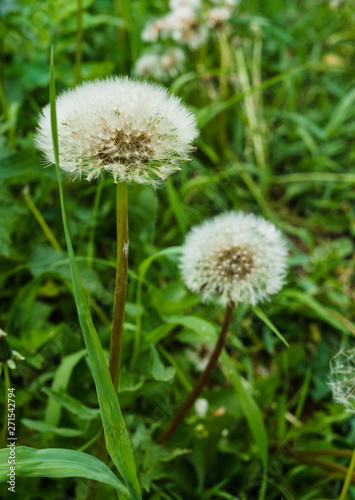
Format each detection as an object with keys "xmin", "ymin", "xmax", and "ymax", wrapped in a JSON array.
[
  {"xmin": 50, "ymin": 49, "xmax": 141, "ymax": 499},
  {"xmin": 0, "ymin": 446, "xmax": 130, "ymax": 497}
]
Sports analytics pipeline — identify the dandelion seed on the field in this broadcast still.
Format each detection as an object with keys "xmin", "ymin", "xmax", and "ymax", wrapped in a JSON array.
[
  {"xmin": 35, "ymin": 77, "xmax": 198, "ymax": 187},
  {"xmin": 180, "ymin": 211, "xmax": 288, "ymax": 306},
  {"xmin": 328, "ymin": 348, "xmax": 355, "ymax": 412}
]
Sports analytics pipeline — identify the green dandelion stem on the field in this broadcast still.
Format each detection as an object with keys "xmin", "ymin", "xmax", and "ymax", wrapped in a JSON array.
[
  {"xmin": 109, "ymin": 181, "xmax": 128, "ymax": 391},
  {"xmin": 157, "ymin": 301, "xmax": 234, "ymax": 444}
]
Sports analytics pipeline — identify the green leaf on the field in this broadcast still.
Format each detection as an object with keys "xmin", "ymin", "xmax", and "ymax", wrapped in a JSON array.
[
  {"xmin": 44, "ymin": 349, "xmax": 87, "ymax": 429},
  {"xmin": 42, "ymin": 387, "xmax": 100, "ymax": 420},
  {"xmin": 21, "ymin": 419, "xmax": 83, "ymax": 437},
  {"xmin": 29, "ymin": 245, "xmax": 105, "ymax": 295},
  {"xmin": 0, "ymin": 152, "xmax": 55, "ymax": 187},
  {"xmin": 0, "ymin": 203, "xmax": 22, "ymax": 257},
  {"xmin": 283, "ymin": 289, "xmax": 355, "ymax": 335},
  {"xmin": 252, "ymin": 306, "xmax": 289, "ymax": 347},
  {"xmin": 220, "ymin": 352, "xmax": 268, "ymax": 499},
  {"xmin": 0, "ymin": 446, "xmax": 130, "ymax": 497},
  {"xmin": 50, "ymin": 48, "xmax": 141, "ymax": 499}
]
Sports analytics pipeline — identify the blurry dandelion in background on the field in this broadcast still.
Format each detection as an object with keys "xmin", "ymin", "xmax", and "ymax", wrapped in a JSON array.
[
  {"xmin": 329, "ymin": 348, "xmax": 355, "ymax": 412},
  {"xmin": 135, "ymin": 48, "xmax": 186, "ymax": 81}
]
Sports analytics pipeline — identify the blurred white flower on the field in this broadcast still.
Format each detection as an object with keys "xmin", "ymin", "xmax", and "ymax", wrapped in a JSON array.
[
  {"xmin": 35, "ymin": 77, "xmax": 198, "ymax": 186},
  {"xmin": 211, "ymin": 0, "xmax": 240, "ymax": 7},
  {"xmin": 167, "ymin": 8, "xmax": 208, "ymax": 48},
  {"xmin": 135, "ymin": 48, "xmax": 185, "ymax": 81},
  {"xmin": 142, "ymin": 7, "xmax": 207, "ymax": 49},
  {"xmin": 206, "ymin": 7, "xmax": 231, "ymax": 29},
  {"xmin": 328, "ymin": 348, "xmax": 355, "ymax": 412},
  {"xmin": 142, "ymin": 18, "xmax": 168, "ymax": 42},
  {"xmin": 195, "ymin": 398, "xmax": 209, "ymax": 418},
  {"xmin": 180, "ymin": 211, "xmax": 288, "ymax": 306},
  {"xmin": 169, "ymin": 0, "xmax": 201, "ymax": 10}
]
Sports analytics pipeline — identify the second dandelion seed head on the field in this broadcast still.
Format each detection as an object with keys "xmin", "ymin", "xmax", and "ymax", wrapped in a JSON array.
[{"xmin": 181, "ymin": 211, "xmax": 288, "ymax": 306}]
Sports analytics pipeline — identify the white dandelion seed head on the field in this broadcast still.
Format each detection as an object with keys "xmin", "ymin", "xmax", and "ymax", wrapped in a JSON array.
[
  {"xmin": 328, "ymin": 348, "xmax": 355, "ymax": 412},
  {"xmin": 180, "ymin": 211, "xmax": 288, "ymax": 306},
  {"xmin": 135, "ymin": 48, "xmax": 185, "ymax": 81},
  {"xmin": 206, "ymin": 7, "xmax": 232, "ymax": 29},
  {"xmin": 35, "ymin": 77, "xmax": 198, "ymax": 186}
]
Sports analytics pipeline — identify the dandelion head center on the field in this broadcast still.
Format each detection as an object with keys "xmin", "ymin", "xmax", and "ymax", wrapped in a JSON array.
[
  {"xmin": 212, "ymin": 245, "xmax": 255, "ymax": 280},
  {"xmin": 96, "ymin": 129, "xmax": 153, "ymax": 167}
]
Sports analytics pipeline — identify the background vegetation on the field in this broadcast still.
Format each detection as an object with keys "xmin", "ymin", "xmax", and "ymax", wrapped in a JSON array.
[{"xmin": 1, "ymin": 0, "xmax": 355, "ymax": 498}]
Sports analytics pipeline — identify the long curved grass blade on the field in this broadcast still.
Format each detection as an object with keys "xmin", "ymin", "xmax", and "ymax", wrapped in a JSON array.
[
  {"xmin": 221, "ymin": 352, "xmax": 268, "ymax": 500},
  {"xmin": 49, "ymin": 47, "xmax": 141, "ymax": 500},
  {"xmin": 0, "ymin": 446, "xmax": 130, "ymax": 497}
]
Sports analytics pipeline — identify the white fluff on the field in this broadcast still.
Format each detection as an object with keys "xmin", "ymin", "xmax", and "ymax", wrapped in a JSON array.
[
  {"xmin": 141, "ymin": 8, "xmax": 207, "ymax": 49},
  {"xmin": 180, "ymin": 212, "xmax": 288, "ymax": 306},
  {"xmin": 328, "ymin": 348, "xmax": 355, "ymax": 412},
  {"xmin": 35, "ymin": 77, "xmax": 198, "ymax": 186}
]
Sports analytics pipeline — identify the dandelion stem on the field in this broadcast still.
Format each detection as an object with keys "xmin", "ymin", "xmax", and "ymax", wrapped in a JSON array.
[
  {"xmin": 339, "ymin": 446, "xmax": 355, "ymax": 500},
  {"xmin": 108, "ymin": 182, "xmax": 128, "ymax": 391},
  {"xmin": 157, "ymin": 301, "xmax": 234, "ymax": 444},
  {"xmin": 74, "ymin": 0, "xmax": 83, "ymax": 85},
  {"xmin": 90, "ymin": 182, "xmax": 128, "ymax": 500},
  {"xmin": 0, "ymin": 364, "xmax": 10, "ymax": 448}
]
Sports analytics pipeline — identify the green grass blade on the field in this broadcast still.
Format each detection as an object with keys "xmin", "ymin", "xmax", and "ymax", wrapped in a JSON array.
[
  {"xmin": 0, "ymin": 446, "xmax": 130, "ymax": 497},
  {"xmin": 49, "ymin": 47, "xmax": 141, "ymax": 500},
  {"xmin": 253, "ymin": 306, "xmax": 289, "ymax": 347},
  {"xmin": 221, "ymin": 351, "xmax": 268, "ymax": 500}
]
